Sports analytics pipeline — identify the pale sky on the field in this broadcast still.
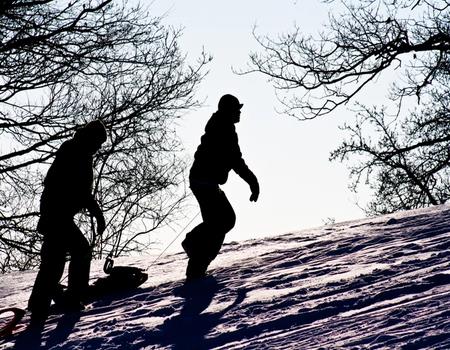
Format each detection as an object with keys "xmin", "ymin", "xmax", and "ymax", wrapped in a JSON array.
[{"xmin": 145, "ymin": 0, "xmax": 377, "ymax": 252}]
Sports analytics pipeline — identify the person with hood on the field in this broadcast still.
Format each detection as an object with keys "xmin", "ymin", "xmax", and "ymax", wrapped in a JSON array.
[
  {"xmin": 182, "ymin": 94, "xmax": 259, "ymax": 280},
  {"xmin": 28, "ymin": 120, "xmax": 107, "ymax": 327}
]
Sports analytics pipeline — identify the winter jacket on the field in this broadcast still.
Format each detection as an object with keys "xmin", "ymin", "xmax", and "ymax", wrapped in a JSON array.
[
  {"xmin": 40, "ymin": 139, "xmax": 96, "ymax": 217},
  {"xmin": 189, "ymin": 111, "xmax": 258, "ymax": 189}
]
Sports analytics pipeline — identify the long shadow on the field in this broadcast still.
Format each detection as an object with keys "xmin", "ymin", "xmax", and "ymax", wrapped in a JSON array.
[
  {"xmin": 44, "ymin": 313, "xmax": 80, "ymax": 349},
  {"xmin": 12, "ymin": 326, "xmax": 43, "ymax": 350},
  {"xmin": 11, "ymin": 280, "xmax": 151, "ymax": 350},
  {"xmin": 139, "ymin": 276, "xmax": 246, "ymax": 350},
  {"xmin": 12, "ymin": 313, "xmax": 79, "ymax": 350}
]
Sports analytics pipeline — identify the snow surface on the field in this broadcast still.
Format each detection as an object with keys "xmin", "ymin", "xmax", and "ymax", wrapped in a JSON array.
[{"xmin": 1, "ymin": 205, "xmax": 450, "ymax": 349}]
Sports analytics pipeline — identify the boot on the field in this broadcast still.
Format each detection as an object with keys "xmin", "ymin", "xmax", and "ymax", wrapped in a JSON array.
[{"xmin": 186, "ymin": 257, "xmax": 209, "ymax": 281}]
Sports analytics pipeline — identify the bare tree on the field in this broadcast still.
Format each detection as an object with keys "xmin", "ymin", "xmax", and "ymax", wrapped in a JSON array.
[
  {"xmin": 331, "ymin": 85, "xmax": 450, "ymax": 215},
  {"xmin": 246, "ymin": 0, "xmax": 449, "ymax": 119},
  {"xmin": 246, "ymin": 0, "xmax": 450, "ymax": 214},
  {"xmin": 0, "ymin": 0, "xmax": 210, "ymax": 272}
]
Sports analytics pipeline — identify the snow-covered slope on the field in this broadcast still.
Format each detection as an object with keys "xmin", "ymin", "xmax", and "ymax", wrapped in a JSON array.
[{"xmin": 1, "ymin": 205, "xmax": 450, "ymax": 349}]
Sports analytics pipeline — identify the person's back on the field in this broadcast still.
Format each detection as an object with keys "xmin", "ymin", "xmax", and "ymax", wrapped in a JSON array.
[
  {"xmin": 190, "ymin": 110, "xmax": 242, "ymax": 185},
  {"xmin": 40, "ymin": 139, "xmax": 94, "ymax": 216}
]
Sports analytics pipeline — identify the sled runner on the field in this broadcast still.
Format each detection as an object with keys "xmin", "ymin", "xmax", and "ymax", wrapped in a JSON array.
[{"xmin": 0, "ymin": 308, "xmax": 26, "ymax": 338}]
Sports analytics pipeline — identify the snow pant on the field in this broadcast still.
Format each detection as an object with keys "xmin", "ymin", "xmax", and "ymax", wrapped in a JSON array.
[
  {"xmin": 183, "ymin": 183, "xmax": 236, "ymax": 277},
  {"xmin": 28, "ymin": 215, "xmax": 91, "ymax": 322}
]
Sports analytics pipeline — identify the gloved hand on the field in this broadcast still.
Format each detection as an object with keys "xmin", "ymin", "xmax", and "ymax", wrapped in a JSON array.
[
  {"xmin": 96, "ymin": 214, "xmax": 106, "ymax": 236},
  {"xmin": 249, "ymin": 181, "xmax": 260, "ymax": 202}
]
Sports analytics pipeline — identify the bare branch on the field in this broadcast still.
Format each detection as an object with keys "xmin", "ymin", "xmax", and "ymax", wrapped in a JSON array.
[{"xmin": 245, "ymin": 0, "xmax": 450, "ymax": 119}]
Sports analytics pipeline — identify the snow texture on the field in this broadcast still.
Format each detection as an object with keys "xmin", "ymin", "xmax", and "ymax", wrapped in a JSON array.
[{"xmin": 1, "ymin": 205, "xmax": 450, "ymax": 349}]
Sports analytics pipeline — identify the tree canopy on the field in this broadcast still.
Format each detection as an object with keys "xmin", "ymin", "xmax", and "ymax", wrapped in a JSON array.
[
  {"xmin": 247, "ymin": 0, "xmax": 449, "ymax": 119},
  {"xmin": 0, "ymin": 0, "xmax": 210, "ymax": 272},
  {"xmin": 248, "ymin": 0, "xmax": 450, "ymax": 215}
]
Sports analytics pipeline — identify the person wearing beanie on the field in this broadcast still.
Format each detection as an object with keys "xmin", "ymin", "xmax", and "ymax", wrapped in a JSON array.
[
  {"xmin": 182, "ymin": 94, "xmax": 260, "ymax": 281},
  {"xmin": 28, "ymin": 120, "xmax": 107, "ymax": 327}
]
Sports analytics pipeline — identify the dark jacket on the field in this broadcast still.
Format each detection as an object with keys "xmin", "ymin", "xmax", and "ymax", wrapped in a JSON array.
[
  {"xmin": 189, "ymin": 111, "xmax": 258, "ymax": 187},
  {"xmin": 40, "ymin": 139, "xmax": 96, "ymax": 217}
]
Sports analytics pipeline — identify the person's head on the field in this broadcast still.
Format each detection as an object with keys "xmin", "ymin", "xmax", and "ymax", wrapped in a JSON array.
[
  {"xmin": 74, "ymin": 120, "xmax": 107, "ymax": 154},
  {"xmin": 218, "ymin": 94, "xmax": 243, "ymax": 123}
]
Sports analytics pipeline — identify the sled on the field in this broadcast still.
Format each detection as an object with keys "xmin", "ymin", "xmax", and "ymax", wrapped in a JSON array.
[{"xmin": 54, "ymin": 265, "xmax": 148, "ymax": 305}]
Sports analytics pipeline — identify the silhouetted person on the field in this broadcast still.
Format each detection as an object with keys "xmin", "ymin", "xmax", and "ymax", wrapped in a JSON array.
[
  {"xmin": 28, "ymin": 120, "xmax": 107, "ymax": 328},
  {"xmin": 182, "ymin": 94, "xmax": 259, "ymax": 280}
]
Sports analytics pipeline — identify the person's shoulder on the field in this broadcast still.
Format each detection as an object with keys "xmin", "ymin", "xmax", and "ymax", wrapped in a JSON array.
[
  {"xmin": 206, "ymin": 112, "xmax": 234, "ymax": 132},
  {"xmin": 55, "ymin": 139, "xmax": 79, "ymax": 158},
  {"xmin": 58, "ymin": 138, "xmax": 74, "ymax": 150}
]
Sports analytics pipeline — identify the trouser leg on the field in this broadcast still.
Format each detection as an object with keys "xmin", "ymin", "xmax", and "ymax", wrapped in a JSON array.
[
  {"xmin": 198, "ymin": 187, "xmax": 235, "ymax": 262},
  {"xmin": 67, "ymin": 222, "xmax": 91, "ymax": 303},
  {"xmin": 184, "ymin": 185, "xmax": 236, "ymax": 278},
  {"xmin": 182, "ymin": 223, "xmax": 204, "ymax": 258},
  {"xmin": 28, "ymin": 236, "xmax": 67, "ymax": 322}
]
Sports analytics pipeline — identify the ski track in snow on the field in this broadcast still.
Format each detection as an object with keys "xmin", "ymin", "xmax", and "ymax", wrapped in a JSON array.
[{"xmin": 1, "ymin": 205, "xmax": 450, "ymax": 349}]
